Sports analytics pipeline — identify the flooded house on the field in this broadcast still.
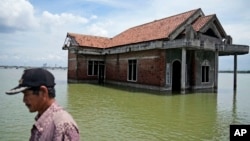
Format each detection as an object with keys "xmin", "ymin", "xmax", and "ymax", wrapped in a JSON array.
[{"xmin": 62, "ymin": 8, "xmax": 249, "ymax": 92}]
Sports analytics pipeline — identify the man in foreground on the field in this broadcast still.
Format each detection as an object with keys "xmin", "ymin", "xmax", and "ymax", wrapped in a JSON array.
[{"xmin": 6, "ymin": 68, "xmax": 80, "ymax": 141}]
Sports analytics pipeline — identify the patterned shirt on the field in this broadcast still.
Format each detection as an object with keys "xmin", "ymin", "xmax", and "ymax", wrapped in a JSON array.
[{"xmin": 29, "ymin": 102, "xmax": 80, "ymax": 141}]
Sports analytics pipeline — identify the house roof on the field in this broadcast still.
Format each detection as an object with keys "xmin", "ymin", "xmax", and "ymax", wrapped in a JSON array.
[
  {"xmin": 67, "ymin": 33, "xmax": 109, "ymax": 48},
  {"xmin": 192, "ymin": 15, "xmax": 214, "ymax": 31},
  {"xmin": 66, "ymin": 8, "xmax": 227, "ymax": 49},
  {"xmin": 108, "ymin": 9, "xmax": 201, "ymax": 47},
  {"xmin": 192, "ymin": 14, "xmax": 227, "ymax": 38}
]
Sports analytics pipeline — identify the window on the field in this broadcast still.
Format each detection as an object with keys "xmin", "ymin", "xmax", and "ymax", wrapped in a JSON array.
[
  {"xmin": 201, "ymin": 60, "xmax": 210, "ymax": 83},
  {"xmin": 128, "ymin": 60, "xmax": 137, "ymax": 81},
  {"xmin": 202, "ymin": 66, "xmax": 209, "ymax": 82},
  {"xmin": 88, "ymin": 61, "xmax": 104, "ymax": 76}
]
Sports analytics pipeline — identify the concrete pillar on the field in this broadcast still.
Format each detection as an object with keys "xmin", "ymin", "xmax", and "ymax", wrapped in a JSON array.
[
  {"xmin": 214, "ymin": 51, "xmax": 219, "ymax": 89},
  {"xmin": 181, "ymin": 48, "xmax": 186, "ymax": 92},
  {"xmin": 233, "ymin": 54, "xmax": 237, "ymax": 91}
]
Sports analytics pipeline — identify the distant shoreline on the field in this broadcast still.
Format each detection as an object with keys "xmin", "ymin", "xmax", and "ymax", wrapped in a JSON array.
[
  {"xmin": 219, "ymin": 70, "xmax": 250, "ymax": 73},
  {"xmin": 0, "ymin": 66, "xmax": 67, "ymax": 70}
]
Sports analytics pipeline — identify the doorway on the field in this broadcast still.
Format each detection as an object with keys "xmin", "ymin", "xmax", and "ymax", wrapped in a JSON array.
[
  {"xmin": 172, "ymin": 60, "xmax": 181, "ymax": 91},
  {"xmin": 98, "ymin": 63, "xmax": 105, "ymax": 84}
]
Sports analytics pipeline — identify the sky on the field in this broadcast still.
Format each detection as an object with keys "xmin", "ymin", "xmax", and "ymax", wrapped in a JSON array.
[{"xmin": 0, "ymin": 0, "xmax": 249, "ymax": 70}]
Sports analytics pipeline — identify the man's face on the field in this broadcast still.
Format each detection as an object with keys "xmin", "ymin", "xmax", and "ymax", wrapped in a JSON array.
[{"xmin": 22, "ymin": 90, "xmax": 44, "ymax": 113}]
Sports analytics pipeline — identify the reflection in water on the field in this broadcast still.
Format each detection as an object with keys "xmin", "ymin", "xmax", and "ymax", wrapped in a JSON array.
[
  {"xmin": 232, "ymin": 91, "xmax": 237, "ymax": 124},
  {"xmin": 67, "ymin": 84, "xmax": 218, "ymax": 141}
]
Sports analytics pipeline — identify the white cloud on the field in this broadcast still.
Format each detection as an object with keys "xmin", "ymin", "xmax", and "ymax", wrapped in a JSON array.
[
  {"xmin": 0, "ymin": 0, "xmax": 95, "ymax": 67},
  {"xmin": 0, "ymin": 0, "xmax": 38, "ymax": 32},
  {"xmin": 90, "ymin": 15, "xmax": 98, "ymax": 20},
  {"xmin": 0, "ymin": 0, "xmax": 91, "ymax": 33},
  {"xmin": 84, "ymin": 0, "xmax": 143, "ymax": 9},
  {"xmin": 85, "ymin": 24, "xmax": 108, "ymax": 36},
  {"xmin": 84, "ymin": 20, "xmax": 114, "ymax": 36},
  {"xmin": 41, "ymin": 11, "xmax": 89, "ymax": 26}
]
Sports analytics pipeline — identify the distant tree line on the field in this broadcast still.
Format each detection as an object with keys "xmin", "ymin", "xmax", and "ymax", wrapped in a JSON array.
[{"xmin": 219, "ymin": 70, "xmax": 250, "ymax": 73}]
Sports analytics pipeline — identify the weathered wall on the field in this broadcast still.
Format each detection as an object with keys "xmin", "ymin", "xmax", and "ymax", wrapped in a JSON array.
[
  {"xmin": 105, "ymin": 54, "xmax": 126, "ymax": 82},
  {"xmin": 68, "ymin": 51, "xmax": 77, "ymax": 80},
  {"xmin": 165, "ymin": 49, "xmax": 216, "ymax": 90},
  {"xmin": 68, "ymin": 51, "xmax": 105, "ymax": 82},
  {"xmin": 194, "ymin": 50, "xmax": 215, "ymax": 89},
  {"xmin": 67, "ymin": 47, "xmax": 217, "ymax": 90},
  {"xmin": 105, "ymin": 49, "xmax": 166, "ymax": 86}
]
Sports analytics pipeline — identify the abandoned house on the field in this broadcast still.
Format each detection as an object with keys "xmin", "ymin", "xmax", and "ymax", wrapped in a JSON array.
[{"xmin": 62, "ymin": 8, "xmax": 249, "ymax": 92}]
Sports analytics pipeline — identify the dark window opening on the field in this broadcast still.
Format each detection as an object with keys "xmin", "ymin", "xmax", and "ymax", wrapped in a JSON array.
[
  {"xmin": 88, "ymin": 61, "xmax": 104, "ymax": 76},
  {"xmin": 204, "ymin": 28, "xmax": 218, "ymax": 38},
  {"xmin": 202, "ymin": 66, "xmax": 209, "ymax": 82},
  {"xmin": 128, "ymin": 60, "xmax": 137, "ymax": 81},
  {"xmin": 172, "ymin": 61, "xmax": 181, "ymax": 92}
]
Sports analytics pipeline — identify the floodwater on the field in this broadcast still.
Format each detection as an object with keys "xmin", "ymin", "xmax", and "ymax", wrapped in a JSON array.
[{"xmin": 0, "ymin": 68, "xmax": 249, "ymax": 141}]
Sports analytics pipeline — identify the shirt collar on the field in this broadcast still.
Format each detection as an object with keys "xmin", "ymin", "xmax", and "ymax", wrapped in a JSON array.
[{"xmin": 34, "ymin": 102, "xmax": 62, "ymax": 132}]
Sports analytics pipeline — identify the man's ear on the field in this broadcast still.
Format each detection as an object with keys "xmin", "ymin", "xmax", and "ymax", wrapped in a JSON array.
[{"xmin": 39, "ymin": 85, "xmax": 49, "ymax": 97}]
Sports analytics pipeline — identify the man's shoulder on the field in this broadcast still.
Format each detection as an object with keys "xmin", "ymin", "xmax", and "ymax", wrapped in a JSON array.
[
  {"xmin": 53, "ymin": 109, "xmax": 73, "ymax": 121},
  {"xmin": 52, "ymin": 105, "xmax": 77, "ymax": 127},
  {"xmin": 52, "ymin": 107, "xmax": 80, "ymax": 140}
]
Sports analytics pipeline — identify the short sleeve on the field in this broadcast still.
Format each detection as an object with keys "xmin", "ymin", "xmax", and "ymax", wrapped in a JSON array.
[{"xmin": 53, "ymin": 122, "xmax": 80, "ymax": 141}]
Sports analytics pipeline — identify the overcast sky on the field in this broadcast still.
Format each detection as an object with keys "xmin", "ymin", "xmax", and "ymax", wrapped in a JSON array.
[{"xmin": 0, "ymin": 0, "xmax": 249, "ymax": 70}]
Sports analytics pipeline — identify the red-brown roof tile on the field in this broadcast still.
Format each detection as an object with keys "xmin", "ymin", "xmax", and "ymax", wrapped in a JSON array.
[
  {"xmin": 108, "ymin": 9, "xmax": 200, "ymax": 47},
  {"xmin": 67, "ymin": 32, "xmax": 110, "ymax": 48},
  {"xmin": 67, "ymin": 8, "xmax": 222, "ymax": 49},
  {"xmin": 192, "ymin": 15, "xmax": 214, "ymax": 31}
]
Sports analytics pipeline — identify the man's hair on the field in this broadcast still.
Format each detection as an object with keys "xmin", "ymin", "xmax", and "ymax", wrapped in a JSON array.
[
  {"xmin": 29, "ymin": 86, "xmax": 56, "ymax": 98},
  {"xmin": 47, "ymin": 87, "xmax": 56, "ymax": 98}
]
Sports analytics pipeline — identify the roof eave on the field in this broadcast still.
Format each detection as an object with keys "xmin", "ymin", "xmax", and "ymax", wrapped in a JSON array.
[
  {"xmin": 199, "ymin": 15, "xmax": 227, "ymax": 38},
  {"xmin": 168, "ymin": 8, "xmax": 204, "ymax": 40}
]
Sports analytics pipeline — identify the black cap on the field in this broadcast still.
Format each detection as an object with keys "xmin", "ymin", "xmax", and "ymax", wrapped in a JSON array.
[{"xmin": 5, "ymin": 68, "xmax": 56, "ymax": 95}]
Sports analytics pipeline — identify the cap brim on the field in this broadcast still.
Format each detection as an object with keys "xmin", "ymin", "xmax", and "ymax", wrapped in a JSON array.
[{"xmin": 5, "ymin": 86, "xmax": 30, "ymax": 95}]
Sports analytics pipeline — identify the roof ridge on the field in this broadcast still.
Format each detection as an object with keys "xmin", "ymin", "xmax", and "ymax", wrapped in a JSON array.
[
  {"xmin": 202, "ymin": 14, "xmax": 215, "ymax": 18},
  {"xmin": 192, "ymin": 14, "xmax": 216, "ymax": 32},
  {"xmin": 161, "ymin": 8, "xmax": 201, "ymax": 20},
  {"xmin": 128, "ymin": 8, "xmax": 201, "ymax": 30},
  {"xmin": 68, "ymin": 32, "xmax": 110, "ymax": 39},
  {"xmin": 113, "ymin": 8, "xmax": 201, "ymax": 40}
]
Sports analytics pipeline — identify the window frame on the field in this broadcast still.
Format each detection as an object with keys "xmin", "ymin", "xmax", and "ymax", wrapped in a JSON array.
[
  {"xmin": 201, "ymin": 60, "xmax": 210, "ymax": 83},
  {"xmin": 88, "ymin": 60, "xmax": 104, "ymax": 76},
  {"xmin": 127, "ymin": 59, "xmax": 137, "ymax": 82}
]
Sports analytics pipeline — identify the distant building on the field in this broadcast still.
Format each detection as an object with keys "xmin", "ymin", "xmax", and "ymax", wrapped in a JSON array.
[{"xmin": 62, "ymin": 8, "xmax": 249, "ymax": 92}]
